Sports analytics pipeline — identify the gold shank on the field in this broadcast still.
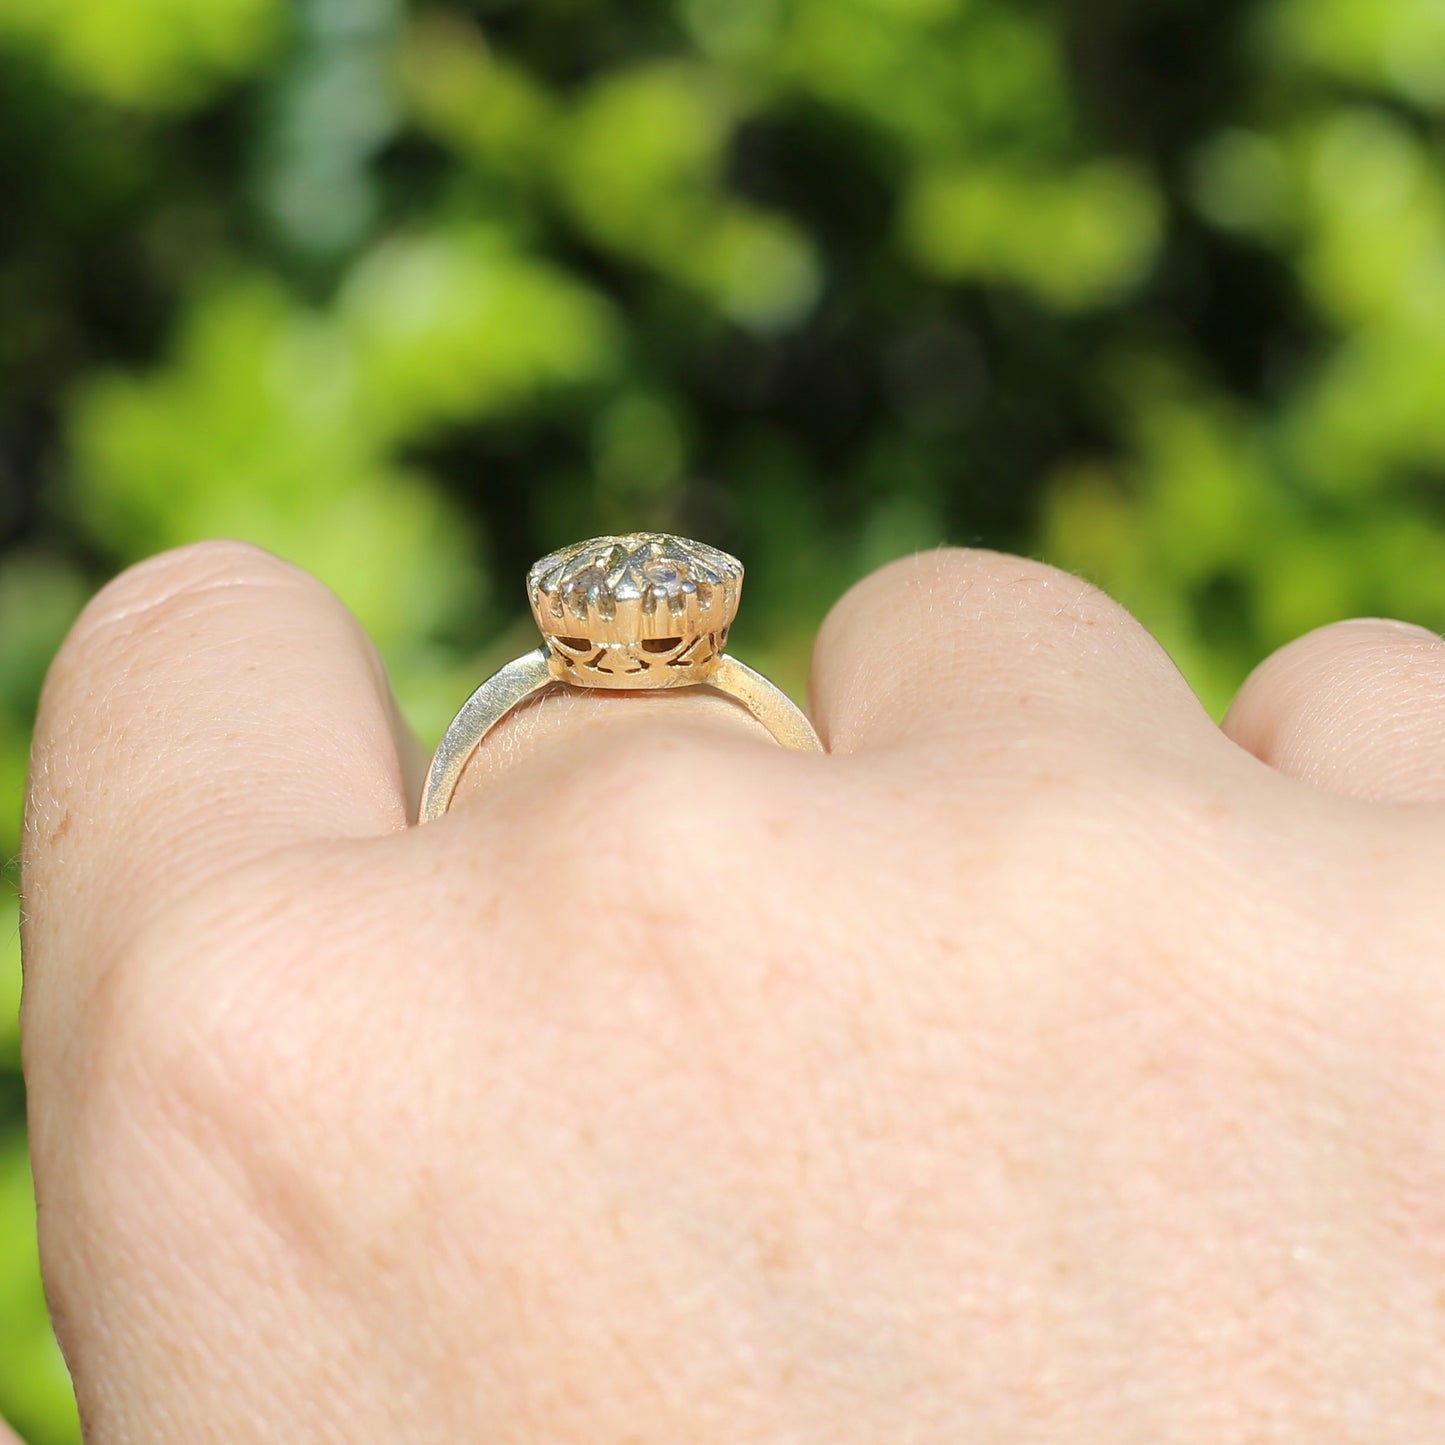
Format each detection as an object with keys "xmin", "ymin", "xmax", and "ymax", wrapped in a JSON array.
[{"xmin": 418, "ymin": 649, "xmax": 821, "ymax": 822}]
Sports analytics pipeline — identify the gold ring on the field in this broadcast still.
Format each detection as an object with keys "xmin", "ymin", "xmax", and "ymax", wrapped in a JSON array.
[{"xmin": 418, "ymin": 532, "xmax": 824, "ymax": 822}]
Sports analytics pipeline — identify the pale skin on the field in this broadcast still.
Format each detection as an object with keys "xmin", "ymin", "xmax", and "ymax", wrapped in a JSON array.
[{"xmin": 13, "ymin": 538, "xmax": 1445, "ymax": 1443}]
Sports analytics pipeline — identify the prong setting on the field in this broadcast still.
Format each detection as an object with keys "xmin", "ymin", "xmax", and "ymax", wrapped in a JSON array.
[{"xmin": 527, "ymin": 532, "xmax": 743, "ymax": 689}]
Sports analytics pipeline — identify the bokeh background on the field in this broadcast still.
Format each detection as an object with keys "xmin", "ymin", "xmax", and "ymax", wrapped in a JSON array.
[{"xmin": 3, "ymin": 0, "xmax": 1445, "ymax": 1435}]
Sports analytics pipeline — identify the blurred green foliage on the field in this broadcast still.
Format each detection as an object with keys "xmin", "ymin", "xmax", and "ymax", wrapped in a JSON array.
[{"xmin": 2, "ymin": 0, "xmax": 1444, "ymax": 1437}]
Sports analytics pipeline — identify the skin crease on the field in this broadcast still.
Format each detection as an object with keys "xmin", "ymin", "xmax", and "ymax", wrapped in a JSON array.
[{"xmin": 14, "ymin": 539, "xmax": 1445, "ymax": 1443}]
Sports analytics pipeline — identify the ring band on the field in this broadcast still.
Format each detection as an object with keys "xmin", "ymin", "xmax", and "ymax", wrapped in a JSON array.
[{"xmin": 418, "ymin": 532, "xmax": 823, "ymax": 822}]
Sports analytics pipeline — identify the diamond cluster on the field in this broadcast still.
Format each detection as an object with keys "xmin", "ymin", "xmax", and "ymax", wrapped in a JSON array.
[{"xmin": 528, "ymin": 533, "xmax": 743, "ymax": 641}]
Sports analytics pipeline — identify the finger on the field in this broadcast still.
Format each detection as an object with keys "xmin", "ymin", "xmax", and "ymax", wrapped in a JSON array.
[
  {"xmin": 1222, "ymin": 618, "xmax": 1445, "ymax": 803},
  {"xmin": 808, "ymin": 547, "xmax": 1219, "ymax": 759},
  {"xmin": 21, "ymin": 539, "xmax": 417, "ymax": 1021},
  {"xmin": 0, "ymin": 1418, "xmax": 24, "ymax": 1444}
]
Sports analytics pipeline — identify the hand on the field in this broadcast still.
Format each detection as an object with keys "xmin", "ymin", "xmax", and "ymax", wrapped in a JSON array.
[{"xmin": 20, "ymin": 540, "xmax": 1445, "ymax": 1441}]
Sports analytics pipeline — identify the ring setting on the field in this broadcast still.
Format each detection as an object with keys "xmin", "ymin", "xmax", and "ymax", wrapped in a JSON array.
[
  {"xmin": 418, "ymin": 532, "xmax": 823, "ymax": 822},
  {"xmin": 530, "ymin": 533, "xmax": 742, "ymax": 689}
]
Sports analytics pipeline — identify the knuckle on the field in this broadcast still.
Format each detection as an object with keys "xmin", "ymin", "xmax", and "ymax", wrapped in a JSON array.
[
  {"xmin": 1231, "ymin": 618, "xmax": 1445, "ymax": 751},
  {"xmin": 64, "ymin": 538, "xmax": 306, "ymax": 650},
  {"xmin": 1302, "ymin": 619, "xmax": 1445, "ymax": 696},
  {"xmin": 24, "ymin": 538, "xmax": 328, "ymax": 904},
  {"xmin": 37, "ymin": 540, "xmax": 317, "ymax": 734},
  {"xmin": 1302, "ymin": 616, "xmax": 1444, "ymax": 654},
  {"xmin": 537, "ymin": 723, "xmax": 751, "ymax": 856},
  {"xmin": 37, "ymin": 878, "xmax": 343, "ymax": 1325},
  {"xmin": 986, "ymin": 759, "xmax": 1251, "ymax": 946},
  {"xmin": 72, "ymin": 851, "xmax": 355, "ymax": 1196},
  {"xmin": 38, "ymin": 948, "xmax": 200, "ymax": 1277},
  {"xmin": 520, "ymin": 723, "xmax": 795, "ymax": 952},
  {"xmin": 823, "ymin": 546, "xmax": 1128, "ymax": 648},
  {"xmin": 1255, "ymin": 617, "xmax": 1445, "ymax": 687}
]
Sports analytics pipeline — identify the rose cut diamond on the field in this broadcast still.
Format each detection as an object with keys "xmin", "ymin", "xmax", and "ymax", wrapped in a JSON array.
[{"xmin": 527, "ymin": 532, "xmax": 744, "ymax": 689}]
